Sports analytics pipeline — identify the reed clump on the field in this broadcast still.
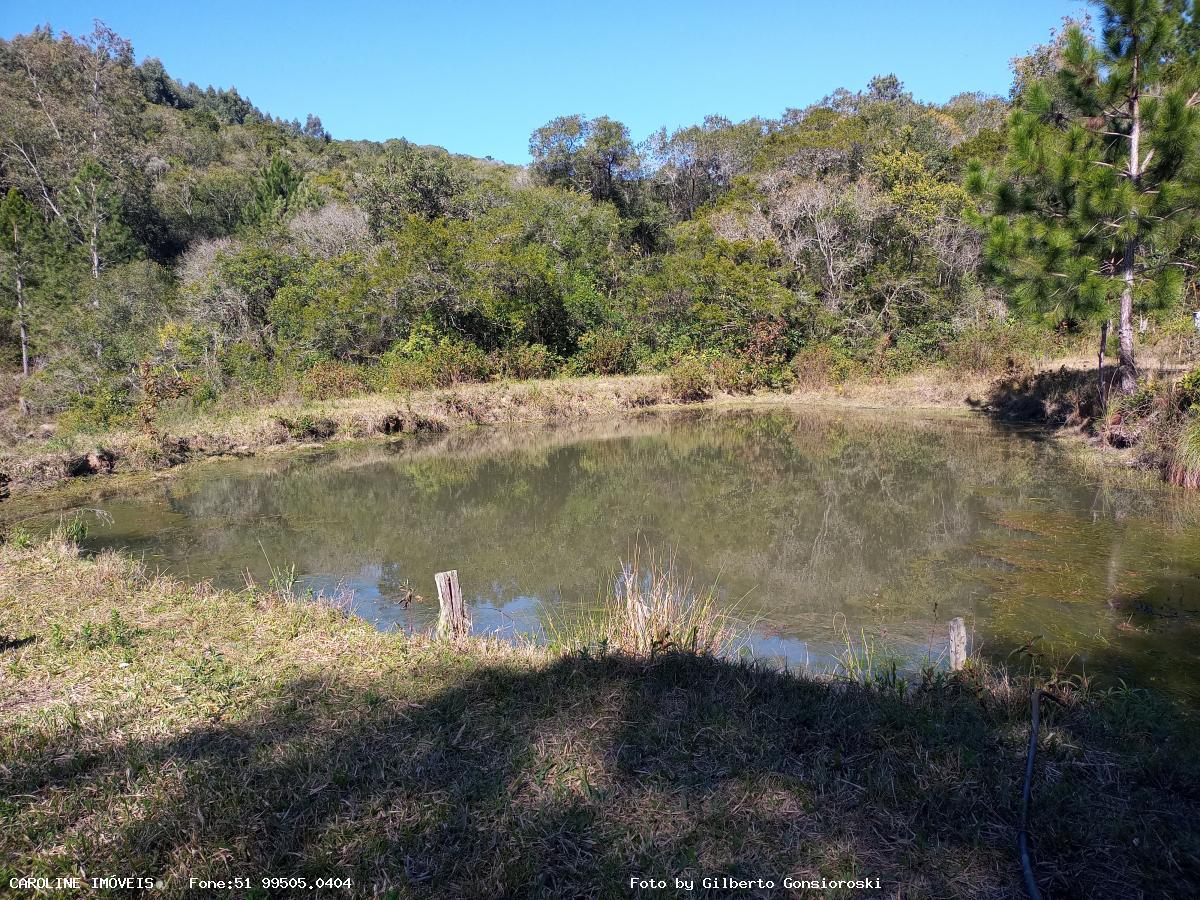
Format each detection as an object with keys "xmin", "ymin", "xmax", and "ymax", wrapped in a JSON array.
[
  {"xmin": 1169, "ymin": 415, "xmax": 1200, "ymax": 488},
  {"xmin": 545, "ymin": 553, "xmax": 741, "ymax": 657}
]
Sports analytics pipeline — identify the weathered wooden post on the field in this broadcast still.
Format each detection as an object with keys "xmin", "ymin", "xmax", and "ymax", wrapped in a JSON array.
[
  {"xmin": 949, "ymin": 617, "xmax": 968, "ymax": 671},
  {"xmin": 435, "ymin": 569, "xmax": 469, "ymax": 640}
]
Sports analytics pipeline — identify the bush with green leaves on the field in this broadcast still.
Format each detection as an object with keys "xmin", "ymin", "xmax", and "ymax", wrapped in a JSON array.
[
  {"xmin": 709, "ymin": 354, "xmax": 794, "ymax": 394},
  {"xmin": 1176, "ymin": 369, "xmax": 1200, "ymax": 411},
  {"xmin": 667, "ymin": 357, "xmax": 712, "ymax": 402},
  {"xmin": 58, "ymin": 384, "xmax": 135, "ymax": 433},
  {"xmin": 299, "ymin": 360, "xmax": 369, "ymax": 400},
  {"xmin": 790, "ymin": 343, "xmax": 862, "ymax": 389},
  {"xmin": 568, "ymin": 330, "xmax": 638, "ymax": 376},
  {"xmin": 942, "ymin": 322, "xmax": 1052, "ymax": 375},
  {"xmin": 491, "ymin": 344, "xmax": 562, "ymax": 381},
  {"xmin": 378, "ymin": 331, "xmax": 492, "ymax": 391},
  {"xmin": 9, "ymin": 18, "xmax": 1192, "ymax": 433}
]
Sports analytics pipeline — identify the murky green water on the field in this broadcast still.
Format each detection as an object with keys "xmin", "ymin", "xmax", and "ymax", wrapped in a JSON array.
[{"xmin": 23, "ymin": 406, "xmax": 1200, "ymax": 697}]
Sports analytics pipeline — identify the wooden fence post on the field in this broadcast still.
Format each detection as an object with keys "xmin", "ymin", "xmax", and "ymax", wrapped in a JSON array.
[
  {"xmin": 949, "ymin": 617, "xmax": 968, "ymax": 671},
  {"xmin": 435, "ymin": 570, "xmax": 468, "ymax": 641}
]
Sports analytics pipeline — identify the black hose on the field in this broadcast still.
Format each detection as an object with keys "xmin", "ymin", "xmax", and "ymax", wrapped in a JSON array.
[{"xmin": 1018, "ymin": 688, "xmax": 1043, "ymax": 900}]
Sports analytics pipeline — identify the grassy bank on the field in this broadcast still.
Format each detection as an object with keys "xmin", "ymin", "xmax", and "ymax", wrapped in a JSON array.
[
  {"xmin": 1, "ymin": 539, "xmax": 1198, "ymax": 897},
  {"xmin": 979, "ymin": 352, "xmax": 1200, "ymax": 487},
  {"xmin": 0, "ymin": 366, "xmax": 1005, "ymax": 501},
  {"xmin": 2, "ymin": 347, "xmax": 1198, "ymax": 505}
]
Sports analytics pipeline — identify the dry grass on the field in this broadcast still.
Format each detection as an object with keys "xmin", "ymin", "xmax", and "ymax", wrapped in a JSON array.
[
  {"xmin": 1169, "ymin": 417, "xmax": 1200, "ymax": 489},
  {"xmin": 546, "ymin": 552, "xmax": 743, "ymax": 657},
  {"xmin": 1, "ymin": 539, "xmax": 1198, "ymax": 897},
  {"xmin": 794, "ymin": 368, "xmax": 997, "ymax": 411}
]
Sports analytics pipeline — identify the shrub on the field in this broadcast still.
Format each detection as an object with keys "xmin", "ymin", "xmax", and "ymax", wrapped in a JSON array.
[
  {"xmin": 1176, "ymin": 368, "xmax": 1200, "ymax": 411},
  {"xmin": 220, "ymin": 344, "xmax": 290, "ymax": 403},
  {"xmin": 379, "ymin": 337, "xmax": 491, "ymax": 390},
  {"xmin": 790, "ymin": 344, "xmax": 860, "ymax": 389},
  {"xmin": 570, "ymin": 329, "xmax": 637, "ymax": 376},
  {"xmin": 299, "ymin": 361, "xmax": 368, "ymax": 400},
  {"xmin": 709, "ymin": 356, "xmax": 759, "ymax": 394},
  {"xmin": 491, "ymin": 343, "xmax": 561, "ymax": 381},
  {"xmin": 58, "ymin": 385, "xmax": 135, "ymax": 433},
  {"xmin": 884, "ymin": 323, "xmax": 953, "ymax": 375},
  {"xmin": 1109, "ymin": 384, "xmax": 1160, "ymax": 421},
  {"xmin": 943, "ymin": 323, "xmax": 1050, "ymax": 375},
  {"xmin": 274, "ymin": 414, "xmax": 337, "ymax": 441},
  {"xmin": 711, "ymin": 354, "xmax": 796, "ymax": 394},
  {"xmin": 667, "ymin": 357, "xmax": 712, "ymax": 402}
]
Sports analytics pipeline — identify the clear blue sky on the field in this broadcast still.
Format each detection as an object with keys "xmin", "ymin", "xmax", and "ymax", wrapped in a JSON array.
[{"xmin": 2, "ymin": 0, "xmax": 1086, "ymax": 163}]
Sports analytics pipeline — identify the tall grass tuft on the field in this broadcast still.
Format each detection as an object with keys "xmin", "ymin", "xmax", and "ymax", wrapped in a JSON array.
[
  {"xmin": 50, "ymin": 508, "xmax": 113, "ymax": 546},
  {"xmin": 837, "ymin": 626, "xmax": 909, "ymax": 693},
  {"xmin": 1170, "ymin": 416, "xmax": 1200, "ymax": 488},
  {"xmin": 547, "ymin": 552, "xmax": 742, "ymax": 657}
]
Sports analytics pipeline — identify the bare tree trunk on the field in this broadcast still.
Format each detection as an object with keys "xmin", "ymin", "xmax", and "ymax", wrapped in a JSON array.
[
  {"xmin": 10, "ymin": 219, "xmax": 30, "ymax": 379},
  {"xmin": 1117, "ymin": 39, "xmax": 1141, "ymax": 395},
  {"xmin": 1117, "ymin": 242, "xmax": 1138, "ymax": 394},
  {"xmin": 1098, "ymin": 319, "xmax": 1109, "ymax": 409},
  {"xmin": 89, "ymin": 217, "xmax": 100, "ymax": 285},
  {"xmin": 15, "ymin": 269, "xmax": 29, "ymax": 378}
]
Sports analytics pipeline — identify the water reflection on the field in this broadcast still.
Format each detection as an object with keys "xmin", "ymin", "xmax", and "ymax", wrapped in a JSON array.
[{"xmin": 38, "ymin": 405, "xmax": 1200, "ymax": 698}]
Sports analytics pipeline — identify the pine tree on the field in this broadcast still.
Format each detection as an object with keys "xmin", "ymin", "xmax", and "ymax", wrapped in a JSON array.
[
  {"xmin": 243, "ymin": 155, "xmax": 301, "ymax": 226},
  {"xmin": 970, "ymin": 0, "xmax": 1200, "ymax": 394}
]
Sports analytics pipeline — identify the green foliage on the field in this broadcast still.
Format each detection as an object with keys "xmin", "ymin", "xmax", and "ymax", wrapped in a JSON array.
[
  {"xmin": 299, "ymin": 360, "xmax": 369, "ymax": 400},
  {"xmin": 243, "ymin": 155, "xmax": 301, "ymax": 227},
  {"xmin": 790, "ymin": 343, "xmax": 863, "ymax": 389},
  {"xmin": 568, "ymin": 329, "xmax": 637, "ymax": 376},
  {"xmin": 491, "ymin": 343, "xmax": 561, "ymax": 381},
  {"xmin": 358, "ymin": 141, "xmax": 466, "ymax": 235},
  {"xmin": 971, "ymin": 1, "xmax": 1200, "ymax": 390},
  {"xmin": 273, "ymin": 413, "xmax": 336, "ymax": 441},
  {"xmin": 868, "ymin": 148, "xmax": 971, "ymax": 228},
  {"xmin": 1176, "ymin": 368, "xmax": 1200, "ymax": 410},
  {"xmin": 60, "ymin": 513, "xmax": 90, "ymax": 545},
  {"xmin": 269, "ymin": 253, "xmax": 377, "ymax": 359},
  {"xmin": 8, "ymin": 21, "xmax": 1179, "ymax": 422},
  {"xmin": 942, "ymin": 322, "xmax": 1053, "ymax": 374},
  {"xmin": 1172, "ymin": 414, "xmax": 1200, "ymax": 487},
  {"xmin": 529, "ymin": 115, "xmax": 637, "ymax": 210},
  {"xmin": 217, "ymin": 344, "xmax": 289, "ymax": 403},
  {"xmin": 709, "ymin": 356, "xmax": 759, "ymax": 394},
  {"xmin": 5, "ymin": 526, "xmax": 34, "ymax": 549},
  {"xmin": 49, "ymin": 608, "xmax": 138, "ymax": 652},
  {"xmin": 58, "ymin": 384, "xmax": 135, "ymax": 432},
  {"xmin": 379, "ymin": 331, "xmax": 492, "ymax": 390},
  {"xmin": 626, "ymin": 224, "xmax": 797, "ymax": 362},
  {"xmin": 666, "ymin": 357, "xmax": 712, "ymax": 402}
]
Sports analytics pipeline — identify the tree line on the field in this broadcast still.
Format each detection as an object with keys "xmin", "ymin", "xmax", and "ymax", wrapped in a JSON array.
[{"xmin": 0, "ymin": 2, "xmax": 1197, "ymax": 430}]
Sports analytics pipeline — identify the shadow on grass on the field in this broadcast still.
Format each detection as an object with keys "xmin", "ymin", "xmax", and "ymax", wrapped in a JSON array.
[
  {"xmin": 5, "ymin": 651, "xmax": 1200, "ymax": 898},
  {"xmin": 969, "ymin": 366, "xmax": 1102, "ymax": 428},
  {"xmin": 0, "ymin": 634, "xmax": 35, "ymax": 652}
]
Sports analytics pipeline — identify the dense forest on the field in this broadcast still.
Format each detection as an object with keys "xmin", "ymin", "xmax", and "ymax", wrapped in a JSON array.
[{"xmin": 0, "ymin": 3, "xmax": 1198, "ymax": 433}]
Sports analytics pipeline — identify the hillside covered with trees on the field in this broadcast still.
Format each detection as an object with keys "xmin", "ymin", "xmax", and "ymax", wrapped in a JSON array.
[{"xmin": 0, "ymin": 4, "xmax": 1198, "ymax": 438}]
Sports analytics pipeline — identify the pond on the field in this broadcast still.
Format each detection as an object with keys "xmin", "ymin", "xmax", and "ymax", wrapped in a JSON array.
[{"xmin": 24, "ymin": 405, "xmax": 1200, "ymax": 699}]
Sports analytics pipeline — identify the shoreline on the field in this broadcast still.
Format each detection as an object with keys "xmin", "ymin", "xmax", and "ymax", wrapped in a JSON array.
[
  {"xmin": 0, "ymin": 367, "xmax": 1004, "ymax": 503},
  {"xmin": 0, "ymin": 358, "xmax": 1177, "ymax": 510},
  {"xmin": 1, "ymin": 538, "xmax": 1196, "ymax": 896}
]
